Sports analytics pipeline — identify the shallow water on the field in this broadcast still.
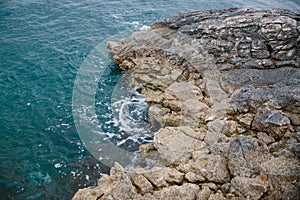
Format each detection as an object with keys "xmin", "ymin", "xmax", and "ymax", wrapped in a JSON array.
[{"xmin": 0, "ymin": 0, "xmax": 299, "ymax": 199}]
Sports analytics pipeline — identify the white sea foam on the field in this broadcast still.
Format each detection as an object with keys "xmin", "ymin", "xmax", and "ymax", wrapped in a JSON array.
[
  {"xmin": 109, "ymin": 91, "xmax": 153, "ymax": 147},
  {"xmin": 54, "ymin": 163, "xmax": 62, "ymax": 168},
  {"xmin": 139, "ymin": 25, "xmax": 150, "ymax": 31}
]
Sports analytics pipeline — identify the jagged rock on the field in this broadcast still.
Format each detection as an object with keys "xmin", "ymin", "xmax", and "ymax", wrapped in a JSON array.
[
  {"xmin": 200, "ymin": 183, "xmax": 218, "ymax": 191},
  {"xmin": 185, "ymin": 172, "xmax": 206, "ymax": 182},
  {"xmin": 285, "ymin": 113, "xmax": 300, "ymax": 126},
  {"xmin": 260, "ymin": 156, "xmax": 300, "ymax": 190},
  {"xmin": 178, "ymin": 154, "xmax": 229, "ymax": 183},
  {"xmin": 74, "ymin": 7, "xmax": 300, "ymax": 200},
  {"xmin": 148, "ymin": 104, "xmax": 169, "ymax": 130},
  {"xmin": 153, "ymin": 126, "xmax": 195, "ymax": 164},
  {"xmin": 139, "ymin": 143, "xmax": 156, "ymax": 154},
  {"xmin": 295, "ymin": 132, "xmax": 300, "ymax": 142},
  {"xmin": 252, "ymin": 110, "xmax": 292, "ymax": 140},
  {"xmin": 257, "ymin": 132, "xmax": 275, "ymax": 145},
  {"xmin": 197, "ymin": 186, "xmax": 213, "ymax": 200},
  {"xmin": 208, "ymin": 191, "xmax": 225, "ymax": 200},
  {"xmin": 129, "ymin": 174, "xmax": 153, "ymax": 195},
  {"xmin": 228, "ymin": 136, "xmax": 271, "ymax": 177},
  {"xmin": 231, "ymin": 176, "xmax": 268, "ymax": 200},
  {"xmin": 152, "ymin": 183, "xmax": 200, "ymax": 200},
  {"xmin": 72, "ymin": 163, "xmax": 140, "ymax": 200},
  {"xmin": 226, "ymin": 77, "xmax": 300, "ymax": 114},
  {"xmin": 282, "ymin": 184, "xmax": 300, "ymax": 200},
  {"xmin": 292, "ymin": 143, "xmax": 300, "ymax": 157},
  {"xmin": 142, "ymin": 167, "xmax": 184, "ymax": 188}
]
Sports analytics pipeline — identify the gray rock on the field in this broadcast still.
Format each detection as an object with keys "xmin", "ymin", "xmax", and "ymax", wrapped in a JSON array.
[
  {"xmin": 185, "ymin": 172, "xmax": 206, "ymax": 182},
  {"xmin": 208, "ymin": 191, "xmax": 225, "ymax": 200},
  {"xmin": 282, "ymin": 184, "xmax": 300, "ymax": 200},
  {"xmin": 257, "ymin": 132, "xmax": 275, "ymax": 145},
  {"xmin": 252, "ymin": 110, "xmax": 291, "ymax": 140},
  {"xmin": 284, "ymin": 113, "xmax": 300, "ymax": 126},
  {"xmin": 291, "ymin": 143, "xmax": 300, "ymax": 158},
  {"xmin": 179, "ymin": 154, "xmax": 229, "ymax": 183},
  {"xmin": 295, "ymin": 132, "xmax": 300, "ymax": 142},
  {"xmin": 231, "ymin": 176, "xmax": 267, "ymax": 200},
  {"xmin": 153, "ymin": 183, "xmax": 200, "ymax": 200},
  {"xmin": 228, "ymin": 136, "xmax": 271, "ymax": 177},
  {"xmin": 260, "ymin": 156, "xmax": 300, "ymax": 190},
  {"xmin": 197, "ymin": 186, "xmax": 213, "ymax": 200}
]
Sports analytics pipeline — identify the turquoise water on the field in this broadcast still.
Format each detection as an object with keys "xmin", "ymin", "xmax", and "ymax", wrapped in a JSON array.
[{"xmin": 0, "ymin": 0, "xmax": 299, "ymax": 199}]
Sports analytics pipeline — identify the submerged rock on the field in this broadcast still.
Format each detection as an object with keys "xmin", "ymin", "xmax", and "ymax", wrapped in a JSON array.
[{"xmin": 73, "ymin": 7, "xmax": 300, "ymax": 200}]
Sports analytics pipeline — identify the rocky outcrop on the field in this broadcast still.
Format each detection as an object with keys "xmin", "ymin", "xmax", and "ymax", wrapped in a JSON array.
[{"xmin": 73, "ymin": 7, "xmax": 300, "ymax": 200}]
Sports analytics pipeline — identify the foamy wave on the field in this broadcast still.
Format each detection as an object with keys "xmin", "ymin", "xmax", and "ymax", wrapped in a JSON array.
[
  {"xmin": 110, "ymin": 91, "xmax": 153, "ymax": 147},
  {"xmin": 123, "ymin": 21, "xmax": 150, "ymax": 31}
]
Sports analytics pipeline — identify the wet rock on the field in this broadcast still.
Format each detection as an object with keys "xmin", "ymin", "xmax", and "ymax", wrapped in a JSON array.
[{"xmin": 228, "ymin": 136, "xmax": 271, "ymax": 177}]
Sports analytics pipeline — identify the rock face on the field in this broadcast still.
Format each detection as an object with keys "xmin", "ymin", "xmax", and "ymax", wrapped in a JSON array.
[{"xmin": 73, "ymin": 7, "xmax": 300, "ymax": 200}]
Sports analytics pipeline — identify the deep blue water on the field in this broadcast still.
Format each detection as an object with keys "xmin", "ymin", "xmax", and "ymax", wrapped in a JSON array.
[{"xmin": 0, "ymin": 0, "xmax": 299, "ymax": 199}]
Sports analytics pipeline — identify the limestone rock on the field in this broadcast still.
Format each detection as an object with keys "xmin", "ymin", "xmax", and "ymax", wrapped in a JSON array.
[
  {"xmin": 185, "ymin": 172, "xmax": 206, "ymax": 182},
  {"xmin": 179, "ymin": 154, "xmax": 229, "ymax": 183},
  {"xmin": 142, "ymin": 167, "xmax": 185, "ymax": 188},
  {"xmin": 153, "ymin": 126, "xmax": 195, "ymax": 164},
  {"xmin": 197, "ymin": 186, "xmax": 213, "ymax": 200},
  {"xmin": 208, "ymin": 191, "xmax": 225, "ymax": 200},
  {"xmin": 74, "ymin": 7, "xmax": 300, "ymax": 200},
  {"xmin": 130, "ymin": 174, "xmax": 153, "ymax": 195},
  {"xmin": 73, "ymin": 163, "xmax": 140, "ymax": 200},
  {"xmin": 231, "ymin": 176, "xmax": 268, "ymax": 200},
  {"xmin": 260, "ymin": 156, "xmax": 300, "ymax": 190},
  {"xmin": 228, "ymin": 136, "xmax": 271, "ymax": 177},
  {"xmin": 153, "ymin": 183, "xmax": 200, "ymax": 200},
  {"xmin": 252, "ymin": 110, "xmax": 291, "ymax": 140}
]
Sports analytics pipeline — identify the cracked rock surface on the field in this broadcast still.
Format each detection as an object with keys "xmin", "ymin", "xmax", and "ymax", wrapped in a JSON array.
[{"xmin": 73, "ymin": 7, "xmax": 300, "ymax": 200}]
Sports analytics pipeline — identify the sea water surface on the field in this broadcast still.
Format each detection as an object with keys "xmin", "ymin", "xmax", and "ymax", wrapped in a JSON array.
[{"xmin": 0, "ymin": 0, "xmax": 299, "ymax": 199}]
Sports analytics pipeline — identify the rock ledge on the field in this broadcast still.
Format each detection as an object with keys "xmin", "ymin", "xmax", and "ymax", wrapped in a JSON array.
[{"xmin": 73, "ymin": 7, "xmax": 300, "ymax": 200}]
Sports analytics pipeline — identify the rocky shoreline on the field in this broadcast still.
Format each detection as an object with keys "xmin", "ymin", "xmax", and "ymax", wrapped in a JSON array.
[{"xmin": 73, "ymin": 7, "xmax": 300, "ymax": 200}]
